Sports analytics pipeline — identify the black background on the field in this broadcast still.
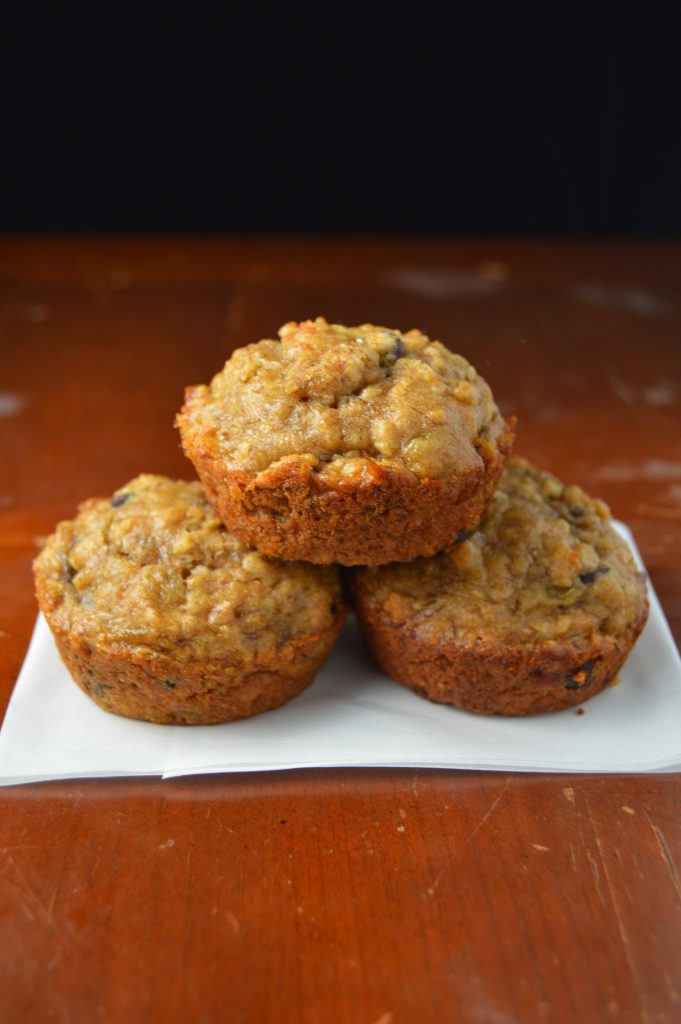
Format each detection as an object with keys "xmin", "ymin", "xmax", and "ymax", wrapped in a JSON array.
[{"xmin": 3, "ymin": 6, "xmax": 680, "ymax": 236}]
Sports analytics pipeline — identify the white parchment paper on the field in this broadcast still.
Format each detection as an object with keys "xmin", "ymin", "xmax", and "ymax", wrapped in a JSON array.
[{"xmin": 1, "ymin": 524, "xmax": 679, "ymax": 785}]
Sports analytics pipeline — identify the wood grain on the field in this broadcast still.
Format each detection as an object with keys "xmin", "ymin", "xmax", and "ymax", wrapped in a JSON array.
[{"xmin": 1, "ymin": 238, "xmax": 680, "ymax": 1023}]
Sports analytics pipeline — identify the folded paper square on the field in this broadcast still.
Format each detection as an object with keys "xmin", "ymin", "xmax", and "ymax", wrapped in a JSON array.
[{"xmin": 1, "ymin": 525, "xmax": 679, "ymax": 785}]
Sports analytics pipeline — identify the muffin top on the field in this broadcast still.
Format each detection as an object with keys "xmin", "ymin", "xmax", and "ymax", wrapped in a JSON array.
[
  {"xmin": 354, "ymin": 458, "xmax": 647, "ymax": 646},
  {"xmin": 34, "ymin": 475, "xmax": 342, "ymax": 662},
  {"xmin": 180, "ymin": 318, "xmax": 509, "ymax": 486}
]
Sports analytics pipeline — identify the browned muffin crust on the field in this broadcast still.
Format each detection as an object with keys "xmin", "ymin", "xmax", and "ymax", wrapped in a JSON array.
[
  {"xmin": 34, "ymin": 475, "xmax": 346, "ymax": 724},
  {"xmin": 351, "ymin": 458, "xmax": 649, "ymax": 715},
  {"xmin": 177, "ymin": 318, "xmax": 514, "ymax": 565}
]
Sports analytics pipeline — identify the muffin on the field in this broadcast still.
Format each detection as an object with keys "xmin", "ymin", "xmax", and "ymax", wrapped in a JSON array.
[
  {"xmin": 177, "ymin": 318, "xmax": 514, "ymax": 565},
  {"xmin": 34, "ymin": 475, "xmax": 345, "ymax": 724},
  {"xmin": 351, "ymin": 458, "xmax": 649, "ymax": 715}
]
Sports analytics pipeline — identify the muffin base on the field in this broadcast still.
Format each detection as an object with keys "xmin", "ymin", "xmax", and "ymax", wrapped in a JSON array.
[
  {"xmin": 182, "ymin": 422, "xmax": 515, "ymax": 567},
  {"xmin": 352, "ymin": 587, "xmax": 649, "ymax": 715},
  {"xmin": 48, "ymin": 611, "xmax": 346, "ymax": 725}
]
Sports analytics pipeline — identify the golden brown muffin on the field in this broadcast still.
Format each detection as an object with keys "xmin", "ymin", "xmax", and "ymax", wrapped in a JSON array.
[
  {"xmin": 177, "ymin": 318, "xmax": 514, "ymax": 566},
  {"xmin": 34, "ymin": 475, "xmax": 345, "ymax": 724},
  {"xmin": 351, "ymin": 458, "xmax": 649, "ymax": 715}
]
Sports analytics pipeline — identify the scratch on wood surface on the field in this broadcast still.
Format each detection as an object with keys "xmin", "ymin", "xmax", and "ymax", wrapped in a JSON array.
[
  {"xmin": 464, "ymin": 777, "xmax": 511, "ymax": 847},
  {"xmin": 663, "ymin": 971, "xmax": 680, "ymax": 1005},
  {"xmin": 1, "ymin": 853, "xmax": 66, "ymax": 937},
  {"xmin": 586, "ymin": 797, "xmax": 644, "ymax": 1008},
  {"xmin": 629, "ymin": 851, "xmax": 646, "ymax": 881},
  {"xmin": 569, "ymin": 844, "xmax": 578, "ymax": 872},
  {"xmin": 46, "ymin": 887, "xmax": 57, "ymax": 926},
  {"xmin": 551, "ymin": 806, "xmax": 618, "ymax": 832},
  {"xmin": 45, "ymin": 949, "xmax": 61, "ymax": 973},
  {"xmin": 562, "ymin": 787, "xmax": 575, "ymax": 804},
  {"xmin": 645, "ymin": 811, "xmax": 681, "ymax": 905},
  {"xmin": 225, "ymin": 910, "xmax": 240, "ymax": 934},
  {"xmin": 586, "ymin": 849, "xmax": 605, "ymax": 906},
  {"xmin": 372, "ymin": 1013, "xmax": 394, "ymax": 1024},
  {"xmin": 621, "ymin": 806, "xmax": 635, "ymax": 815},
  {"xmin": 9, "ymin": 886, "xmax": 36, "ymax": 922},
  {"xmin": 427, "ymin": 864, "xmax": 447, "ymax": 897},
  {"xmin": 532, "ymin": 844, "xmax": 550, "ymax": 852},
  {"xmin": 427, "ymin": 778, "xmax": 511, "ymax": 896}
]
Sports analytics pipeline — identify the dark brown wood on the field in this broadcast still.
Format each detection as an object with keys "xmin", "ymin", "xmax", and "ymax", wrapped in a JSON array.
[{"xmin": 1, "ymin": 237, "xmax": 680, "ymax": 1023}]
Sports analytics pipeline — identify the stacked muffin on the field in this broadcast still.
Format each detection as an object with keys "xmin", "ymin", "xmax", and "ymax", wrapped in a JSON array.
[{"xmin": 34, "ymin": 317, "xmax": 649, "ymax": 723}]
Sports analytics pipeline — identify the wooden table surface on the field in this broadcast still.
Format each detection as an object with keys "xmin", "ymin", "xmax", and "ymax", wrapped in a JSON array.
[{"xmin": 1, "ymin": 238, "xmax": 680, "ymax": 1024}]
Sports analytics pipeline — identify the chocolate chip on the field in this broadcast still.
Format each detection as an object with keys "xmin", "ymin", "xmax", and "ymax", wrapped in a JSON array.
[
  {"xmin": 380, "ymin": 333, "xmax": 406, "ymax": 365},
  {"xmin": 61, "ymin": 554, "xmax": 76, "ymax": 583},
  {"xmin": 565, "ymin": 659, "xmax": 596, "ymax": 689},
  {"xmin": 455, "ymin": 528, "xmax": 473, "ymax": 544},
  {"xmin": 111, "ymin": 493, "xmax": 130, "ymax": 507},
  {"xmin": 579, "ymin": 566, "xmax": 610, "ymax": 585},
  {"xmin": 164, "ymin": 678, "xmax": 178, "ymax": 689}
]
